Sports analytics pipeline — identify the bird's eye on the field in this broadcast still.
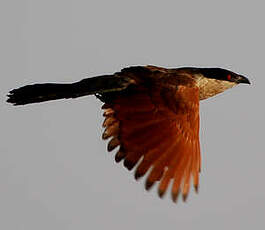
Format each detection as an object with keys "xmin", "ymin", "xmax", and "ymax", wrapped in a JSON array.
[{"xmin": 227, "ymin": 74, "xmax": 232, "ymax": 81}]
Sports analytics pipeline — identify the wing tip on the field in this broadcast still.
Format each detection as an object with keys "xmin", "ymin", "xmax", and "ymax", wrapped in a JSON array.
[
  {"xmin": 171, "ymin": 190, "xmax": 180, "ymax": 203},
  {"xmin": 145, "ymin": 180, "xmax": 155, "ymax": 191},
  {"xmin": 115, "ymin": 150, "xmax": 126, "ymax": 163},
  {"xmin": 194, "ymin": 184, "xmax": 199, "ymax": 193},
  {"xmin": 158, "ymin": 188, "xmax": 166, "ymax": 198},
  {"xmin": 182, "ymin": 193, "xmax": 188, "ymax": 202}
]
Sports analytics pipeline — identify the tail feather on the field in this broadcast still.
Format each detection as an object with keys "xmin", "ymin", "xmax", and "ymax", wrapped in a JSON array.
[
  {"xmin": 7, "ymin": 83, "xmax": 75, "ymax": 105},
  {"xmin": 7, "ymin": 75, "xmax": 132, "ymax": 105}
]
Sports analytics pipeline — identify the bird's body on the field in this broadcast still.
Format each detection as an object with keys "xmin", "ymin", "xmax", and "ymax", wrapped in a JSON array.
[{"xmin": 7, "ymin": 65, "xmax": 250, "ymax": 202}]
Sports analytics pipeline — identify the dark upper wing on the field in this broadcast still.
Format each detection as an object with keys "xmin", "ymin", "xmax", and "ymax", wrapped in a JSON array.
[{"xmin": 101, "ymin": 69, "xmax": 201, "ymax": 202}]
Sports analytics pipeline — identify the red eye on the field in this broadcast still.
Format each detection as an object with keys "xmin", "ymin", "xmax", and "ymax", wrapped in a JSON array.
[{"xmin": 227, "ymin": 74, "xmax": 232, "ymax": 81}]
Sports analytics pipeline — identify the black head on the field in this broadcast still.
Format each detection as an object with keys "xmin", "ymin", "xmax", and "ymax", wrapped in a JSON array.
[{"xmin": 199, "ymin": 68, "xmax": 250, "ymax": 84}]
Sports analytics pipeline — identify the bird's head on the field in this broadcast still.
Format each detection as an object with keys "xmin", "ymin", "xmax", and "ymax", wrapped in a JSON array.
[
  {"xmin": 199, "ymin": 68, "xmax": 250, "ymax": 85},
  {"xmin": 191, "ymin": 67, "xmax": 250, "ymax": 100}
]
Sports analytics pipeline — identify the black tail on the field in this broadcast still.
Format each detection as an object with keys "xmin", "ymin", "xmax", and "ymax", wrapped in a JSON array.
[{"xmin": 7, "ymin": 75, "xmax": 132, "ymax": 105}]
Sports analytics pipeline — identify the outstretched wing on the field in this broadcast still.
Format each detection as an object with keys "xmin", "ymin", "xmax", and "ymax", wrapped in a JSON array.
[{"xmin": 102, "ymin": 82, "xmax": 200, "ymax": 202}]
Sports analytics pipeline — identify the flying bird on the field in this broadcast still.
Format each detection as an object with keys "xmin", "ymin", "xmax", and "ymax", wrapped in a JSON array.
[{"xmin": 7, "ymin": 65, "xmax": 250, "ymax": 202}]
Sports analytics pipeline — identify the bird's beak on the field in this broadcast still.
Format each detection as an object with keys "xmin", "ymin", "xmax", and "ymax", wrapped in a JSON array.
[{"xmin": 237, "ymin": 75, "xmax": 251, "ymax": 84}]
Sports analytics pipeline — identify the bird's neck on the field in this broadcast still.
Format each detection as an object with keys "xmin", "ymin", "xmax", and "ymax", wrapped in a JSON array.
[{"xmin": 195, "ymin": 75, "xmax": 237, "ymax": 100}]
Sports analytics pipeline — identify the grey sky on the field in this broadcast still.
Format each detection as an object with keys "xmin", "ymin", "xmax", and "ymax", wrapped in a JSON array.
[{"xmin": 1, "ymin": 0, "xmax": 264, "ymax": 229}]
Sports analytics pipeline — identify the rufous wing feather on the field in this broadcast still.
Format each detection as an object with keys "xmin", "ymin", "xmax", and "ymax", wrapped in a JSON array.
[{"xmin": 102, "ymin": 85, "xmax": 200, "ymax": 202}]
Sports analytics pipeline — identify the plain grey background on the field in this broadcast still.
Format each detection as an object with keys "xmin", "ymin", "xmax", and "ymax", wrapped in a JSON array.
[{"xmin": 1, "ymin": 0, "xmax": 264, "ymax": 229}]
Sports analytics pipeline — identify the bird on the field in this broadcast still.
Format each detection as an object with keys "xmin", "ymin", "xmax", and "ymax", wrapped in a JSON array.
[{"xmin": 7, "ymin": 65, "xmax": 250, "ymax": 202}]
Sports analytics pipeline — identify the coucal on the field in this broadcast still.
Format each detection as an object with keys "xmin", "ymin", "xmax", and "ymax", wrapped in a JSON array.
[{"xmin": 7, "ymin": 65, "xmax": 250, "ymax": 202}]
